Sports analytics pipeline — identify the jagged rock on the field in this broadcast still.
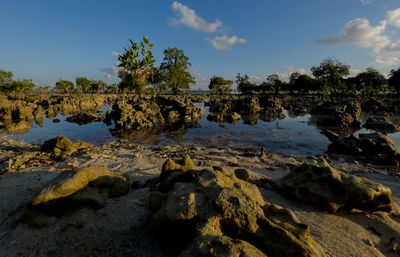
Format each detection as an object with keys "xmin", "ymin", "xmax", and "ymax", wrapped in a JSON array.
[
  {"xmin": 23, "ymin": 165, "xmax": 130, "ymax": 226},
  {"xmin": 362, "ymin": 98, "xmax": 388, "ymax": 113},
  {"xmin": 5, "ymin": 121, "xmax": 32, "ymax": 134},
  {"xmin": 278, "ymin": 161, "xmax": 392, "ymax": 213},
  {"xmin": 41, "ymin": 135, "xmax": 93, "ymax": 157},
  {"xmin": 66, "ymin": 112, "xmax": 104, "ymax": 125},
  {"xmin": 160, "ymin": 154, "xmax": 194, "ymax": 181},
  {"xmin": 363, "ymin": 117, "xmax": 400, "ymax": 134},
  {"xmin": 150, "ymin": 166, "xmax": 326, "ymax": 257},
  {"xmin": 16, "ymin": 105, "xmax": 34, "ymax": 120},
  {"xmin": 326, "ymin": 132, "xmax": 400, "ymax": 166},
  {"xmin": 311, "ymin": 102, "xmax": 361, "ymax": 128}
]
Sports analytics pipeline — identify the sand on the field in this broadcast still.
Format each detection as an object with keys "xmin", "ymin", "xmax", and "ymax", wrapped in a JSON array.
[{"xmin": 1, "ymin": 135, "xmax": 400, "ymax": 257}]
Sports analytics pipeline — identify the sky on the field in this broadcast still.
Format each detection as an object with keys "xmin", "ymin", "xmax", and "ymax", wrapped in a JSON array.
[{"xmin": 1, "ymin": 0, "xmax": 400, "ymax": 89}]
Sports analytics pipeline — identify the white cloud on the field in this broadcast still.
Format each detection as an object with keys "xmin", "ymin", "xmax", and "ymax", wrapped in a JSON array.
[
  {"xmin": 170, "ymin": 1, "xmax": 222, "ymax": 33},
  {"xmin": 112, "ymin": 51, "xmax": 120, "ymax": 57},
  {"xmin": 317, "ymin": 8, "xmax": 400, "ymax": 70},
  {"xmin": 360, "ymin": 0, "xmax": 373, "ymax": 5},
  {"xmin": 375, "ymin": 56, "xmax": 400, "ymax": 68},
  {"xmin": 317, "ymin": 18, "xmax": 390, "ymax": 54},
  {"xmin": 387, "ymin": 8, "xmax": 400, "ymax": 28},
  {"xmin": 206, "ymin": 35, "xmax": 246, "ymax": 50}
]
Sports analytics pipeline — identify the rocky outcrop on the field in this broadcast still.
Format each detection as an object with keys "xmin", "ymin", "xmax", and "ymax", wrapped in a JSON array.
[
  {"xmin": 106, "ymin": 96, "xmax": 204, "ymax": 131},
  {"xmin": 363, "ymin": 117, "xmax": 400, "ymax": 134},
  {"xmin": 324, "ymin": 131, "xmax": 400, "ymax": 166},
  {"xmin": 66, "ymin": 112, "xmax": 104, "ymax": 125},
  {"xmin": 310, "ymin": 102, "xmax": 361, "ymax": 128},
  {"xmin": 23, "ymin": 165, "xmax": 130, "ymax": 226},
  {"xmin": 41, "ymin": 135, "xmax": 93, "ymax": 157},
  {"xmin": 278, "ymin": 161, "xmax": 392, "ymax": 213},
  {"xmin": 149, "ymin": 157, "xmax": 326, "ymax": 257}
]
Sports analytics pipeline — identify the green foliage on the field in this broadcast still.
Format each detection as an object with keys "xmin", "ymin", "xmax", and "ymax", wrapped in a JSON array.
[
  {"xmin": 118, "ymin": 37, "xmax": 155, "ymax": 93},
  {"xmin": 354, "ymin": 68, "xmax": 386, "ymax": 93},
  {"xmin": 236, "ymin": 73, "xmax": 256, "ymax": 94},
  {"xmin": 289, "ymin": 73, "xmax": 316, "ymax": 93},
  {"xmin": 159, "ymin": 47, "xmax": 195, "ymax": 94},
  {"xmin": 208, "ymin": 76, "xmax": 233, "ymax": 94},
  {"xmin": 90, "ymin": 80, "xmax": 106, "ymax": 93},
  {"xmin": 388, "ymin": 67, "xmax": 400, "ymax": 94},
  {"xmin": 106, "ymin": 83, "xmax": 119, "ymax": 94},
  {"xmin": 0, "ymin": 69, "xmax": 35, "ymax": 94},
  {"xmin": 54, "ymin": 80, "xmax": 74, "ymax": 93},
  {"xmin": 76, "ymin": 77, "xmax": 91, "ymax": 93},
  {"xmin": 311, "ymin": 58, "xmax": 350, "ymax": 93},
  {"xmin": 35, "ymin": 86, "xmax": 51, "ymax": 94}
]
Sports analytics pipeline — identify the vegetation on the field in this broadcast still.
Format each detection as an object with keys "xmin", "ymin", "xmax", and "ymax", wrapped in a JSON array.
[
  {"xmin": 0, "ymin": 69, "xmax": 35, "ymax": 94},
  {"xmin": 117, "ymin": 37, "xmax": 155, "ymax": 93},
  {"xmin": 388, "ymin": 67, "xmax": 400, "ymax": 94},
  {"xmin": 159, "ymin": 47, "xmax": 195, "ymax": 94},
  {"xmin": 208, "ymin": 76, "xmax": 233, "ymax": 94},
  {"xmin": 54, "ymin": 80, "xmax": 74, "ymax": 93}
]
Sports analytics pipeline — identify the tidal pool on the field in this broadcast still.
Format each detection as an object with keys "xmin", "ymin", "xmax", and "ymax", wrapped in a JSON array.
[{"xmin": 2, "ymin": 104, "xmax": 400, "ymax": 157}]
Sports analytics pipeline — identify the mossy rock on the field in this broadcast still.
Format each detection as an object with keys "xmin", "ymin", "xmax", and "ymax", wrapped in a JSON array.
[
  {"xmin": 278, "ymin": 161, "xmax": 392, "ymax": 213},
  {"xmin": 41, "ymin": 135, "xmax": 93, "ymax": 157}
]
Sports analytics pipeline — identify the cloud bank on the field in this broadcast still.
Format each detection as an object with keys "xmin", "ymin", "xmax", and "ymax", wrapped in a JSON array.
[{"xmin": 206, "ymin": 35, "xmax": 247, "ymax": 50}]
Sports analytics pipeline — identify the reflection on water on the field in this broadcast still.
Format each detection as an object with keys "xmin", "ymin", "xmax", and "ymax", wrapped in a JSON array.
[{"xmin": 1, "ymin": 103, "xmax": 400, "ymax": 157}]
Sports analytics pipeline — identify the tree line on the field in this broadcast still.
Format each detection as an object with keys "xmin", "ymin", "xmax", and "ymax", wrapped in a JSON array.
[
  {"xmin": 1, "ymin": 37, "xmax": 400, "ymax": 95},
  {"xmin": 210, "ymin": 58, "xmax": 400, "ymax": 95}
]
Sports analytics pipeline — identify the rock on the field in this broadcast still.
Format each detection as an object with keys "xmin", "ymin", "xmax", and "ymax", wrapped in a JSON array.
[
  {"xmin": 326, "ymin": 132, "xmax": 400, "ymax": 166},
  {"xmin": 311, "ymin": 102, "xmax": 361, "ymax": 128},
  {"xmin": 234, "ymin": 168, "xmax": 250, "ymax": 181},
  {"xmin": 41, "ymin": 135, "xmax": 93, "ymax": 157},
  {"xmin": 52, "ymin": 118, "xmax": 60, "ymax": 123},
  {"xmin": 150, "ymin": 166, "xmax": 326, "ymax": 257},
  {"xmin": 5, "ymin": 121, "xmax": 32, "ymax": 134},
  {"xmin": 23, "ymin": 165, "xmax": 130, "ymax": 226},
  {"xmin": 10, "ymin": 152, "xmax": 39, "ymax": 170},
  {"xmin": 362, "ymin": 98, "xmax": 387, "ymax": 113},
  {"xmin": 278, "ymin": 161, "xmax": 392, "ymax": 213},
  {"xmin": 160, "ymin": 154, "xmax": 194, "ymax": 181},
  {"xmin": 363, "ymin": 117, "xmax": 400, "ymax": 134},
  {"xmin": 66, "ymin": 112, "xmax": 104, "ymax": 125}
]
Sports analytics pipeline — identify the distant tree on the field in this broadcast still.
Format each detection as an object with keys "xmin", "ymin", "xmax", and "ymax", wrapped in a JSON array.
[
  {"xmin": 90, "ymin": 80, "xmax": 106, "ymax": 93},
  {"xmin": 236, "ymin": 73, "xmax": 256, "ymax": 94},
  {"xmin": 54, "ymin": 80, "xmax": 74, "ymax": 93},
  {"xmin": 291, "ymin": 74, "xmax": 316, "ymax": 93},
  {"xmin": 35, "ymin": 86, "xmax": 51, "ymax": 94},
  {"xmin": 0, "ymin": 70, "xmax": 35, "ymax": 94},
  {"xmin": 159, "ymin": 47, "xmax": 195, "ymax": 94},
  {"xmin": 289, "ymin": 72, "xmax": 301, "ymax": 85},
  {"xmin": 311, "ymin": 58, "xmax": 350, "ymax": 93},
  {"xmin": 354, "ymin": 68, "xmax": 386, "ymax": 93},
  {"xmin": 388, "ymin": 67, "xmax": 400, "ymax": 94},
  {"xmin": 106, "ymin": 83, "xmax": 119, "ymax": 94},
  {"xmin": 118, "ymin": 37, "xmax": 155, "ymax": 93},
  {"xmin": 208, "ymin": 76, "xmax": 233, "ymax": 94},
  {"xmin": 75, "ymin": 77, "xmax": 91, "ymax": 93},
  {"xmin": 257, "ymin": 81, "xmax": 275, "ymax": 93}
]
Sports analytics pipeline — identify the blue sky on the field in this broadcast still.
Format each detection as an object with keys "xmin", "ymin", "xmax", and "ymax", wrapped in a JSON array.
[{"xmin": 1, "ymin": 0, "xmax": 400, "ymax": 89}]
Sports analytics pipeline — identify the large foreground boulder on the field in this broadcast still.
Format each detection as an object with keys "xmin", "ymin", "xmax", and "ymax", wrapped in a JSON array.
[
  {"xmin": 41, "ymin": 135, "xmax": 93, "ymax": 157},
  {"xmin": 149, "ymin": 158, "xmax": 326, "ymax": 257},
  {"xmin": 278, "ymin": 161, "xmax": 392, "ymax": 213},
  {"xmin": 23, "ymin": 165, "xmax": 130, "ymax": 226},
  {"xmin": 363, "ymin": 117, "xmax": 400, "ymax": 134}
]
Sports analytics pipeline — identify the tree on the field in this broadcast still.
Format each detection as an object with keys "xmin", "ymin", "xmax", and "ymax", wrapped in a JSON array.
[
  {"xmin": 311, "ymin": 58, "xmax": 350, "ymax": 93},
  {"xmin": 106, "ymin": 83, "xmax": 119, "ymax": 94},
  {"xmin": 76, "ymin": 77, "xmax": 91, "ymax": 93},
  {"xmin": 354, "ymin": 68, "xmax": 386, "ymax": 93},
  {"xmin": 236, "ymin": 73, "xmax": 256, "ymax": 94},
  {"xmin": 208, "ymin": 76, "xmax": 233, "ymax": 94},
  {"xmin": 159, "ymin": 47, "xmax": 195, "ymax": 94},
  {"xmin": 54, "ymin": 80, "xmax": 74, "ymax": 93},
  {"xmin": 290, "ymin": 73, "xmax": 316, "ymax": 93},
  {"xmin": 0, "ymin": 70, "xmax": 35, "ymax": 94},
  {"xmin": 388, "ymin": 67, "xmax": 400, "ymax": 94},
  {"xmin": 90, "ymin": 80, "xmax": 106, "ymax": 93},
  {"xmin": 118, "ymin": 37, "xmax": 155, "ymax": 93}
]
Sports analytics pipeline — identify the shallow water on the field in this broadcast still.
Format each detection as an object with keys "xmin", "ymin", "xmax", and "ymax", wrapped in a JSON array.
[{"xmin": 2, "ymin": 104, "xmax": 400, "ymax": 157}]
